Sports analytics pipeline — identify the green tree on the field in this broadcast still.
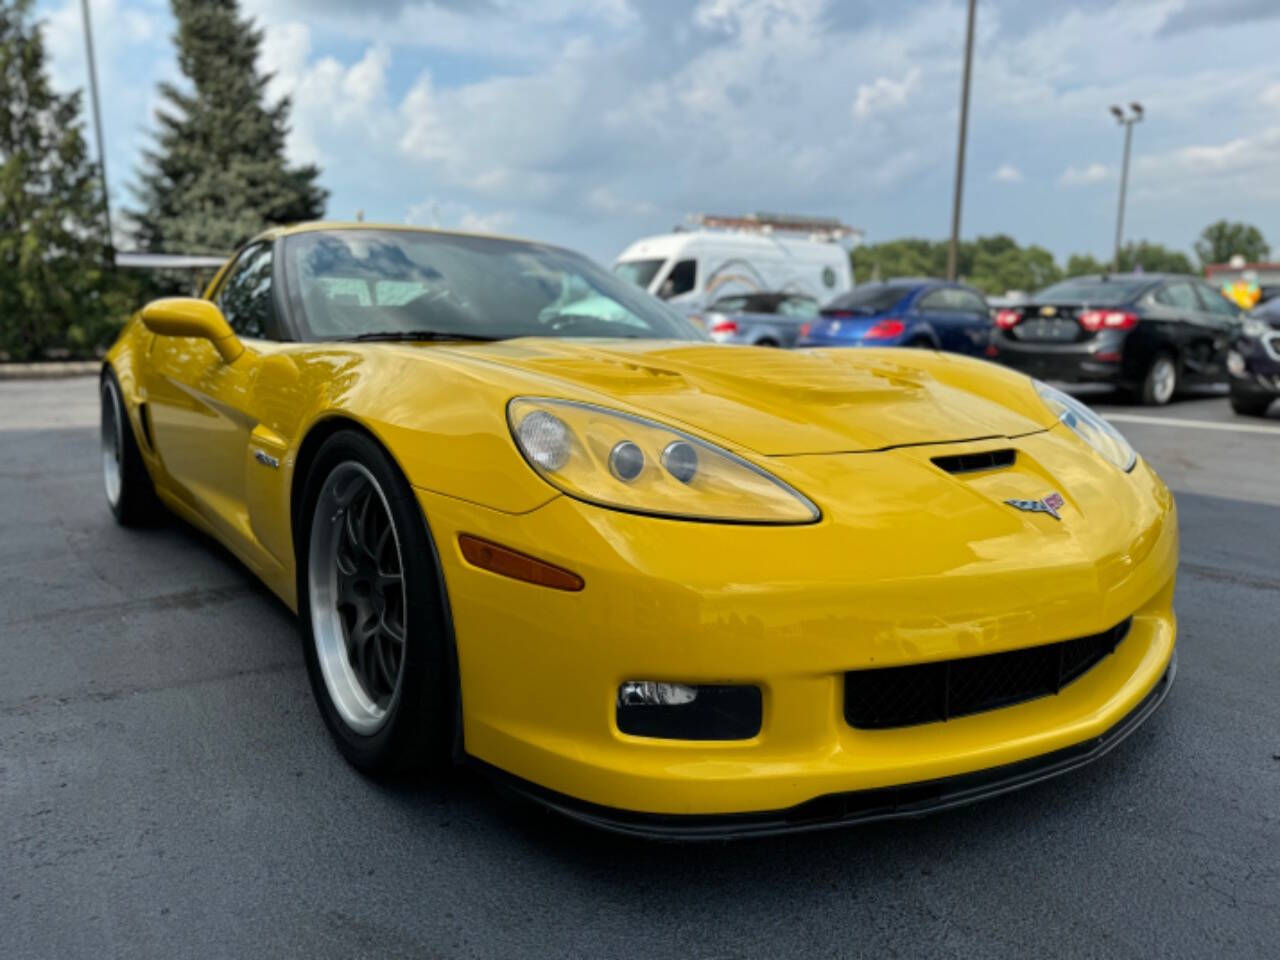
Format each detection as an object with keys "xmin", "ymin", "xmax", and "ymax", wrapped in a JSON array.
[
  {"xmin": 1194, "ymin": 220, "xmax": 1269, "ymax": 268},
  {"xmin": 0, "ymin": 0, "xmax": 122, "ymax": 361},
  {"xmin": 850, "ymin": 235, "xmax": 1061, "ymax": 295},
  {"xmin": 1065, "ymin": 253, "xmax": 1106, "ymax": 277},
  {"xmin": 131, "ymin": 0, "xmax": 326, "ymax": 254},
  {"xmin": 1117, "ymin": 240, "xmax": 1193, "ymax": 274}
]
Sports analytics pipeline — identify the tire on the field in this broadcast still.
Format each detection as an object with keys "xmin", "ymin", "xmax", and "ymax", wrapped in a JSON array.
[
  {"xmin": 755, "ymin": 339, "xmax": 779, "ymax": 348},
  {"xmin": 1229, "ymin": 390, "xmax": 1274, "ymax": 417},
  {"xmin": 1139, "ymin": 353, "xmax": 1178, "ymax": 406},
  {"xmin": 296, "ymin": 429, "xmax": 456, "ymax": 775},
  {"xmin": 100, "ymin": 368, "xmax": 161, "ymax": 526},
  {"xmin": 907, "ymin": 337, "xmax": 934, "ymax": 349}
]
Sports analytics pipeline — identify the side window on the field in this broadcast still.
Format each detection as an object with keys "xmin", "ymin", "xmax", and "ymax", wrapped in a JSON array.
[
  {"xmin": 216, "ymin": 244, "xmax": 276, "ymax": 339},
  {"xmin": 779, "ymin": 297, "xmax": 818, "ymax": 317},
  {"xmin": 1195, "ymin": 282, "xmax": 1240, "ymax": 317},
  {"xmin": 917, "ymin": 289, "xmax": 950, "ymax": 312},
  {"xmin": 1155, "ymin": 282, "xmax": 1199, "ymax": 310},
  {"xmin": 953, "ymin": 290, "xmax": 989, "ymax": 313},
  {"xmin": 661, "ymin": 259, "xmax": 697, "ymax": 299}
]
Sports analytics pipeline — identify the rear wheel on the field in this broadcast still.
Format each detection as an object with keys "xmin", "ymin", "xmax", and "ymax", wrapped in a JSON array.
[
  {"xmin": 298, "ymin": 430, "xmax": 455, "ymax": 775},
  {"xmin": 100, "ymin": 369, "xmax": 161, "ymax": 526},
  {"xmin": 906, "ymin": 337, "xmax": 934, "ymax": 349},
  {"xmin": 1139, "ymin": 353, "xmax": 1178, "ymax": 406}
]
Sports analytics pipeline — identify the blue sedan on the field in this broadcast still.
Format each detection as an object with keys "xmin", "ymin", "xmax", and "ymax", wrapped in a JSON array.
[{"xmin": 797, "ymin": 279, "xmax": 993, "ymax": 356}]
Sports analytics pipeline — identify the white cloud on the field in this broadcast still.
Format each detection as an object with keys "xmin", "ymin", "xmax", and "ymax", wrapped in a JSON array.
[
  {"xmin": 1059, "ymin": 163, "xmax": 1113, "ymax": 186},
  {"xmin": 993, "ymin": 163, "xmax": 1024, "ymax": 183},
  {"xmin": 587, "ymin": 186, "xmax": 656, "ymax": 216},
  {"xmin": 852, "ymin": 66, "xmax": 922, "ymax": 120},
  {"xmin": 1261, "ymin": 83, "xmax": 1280, "ymax": 108}
]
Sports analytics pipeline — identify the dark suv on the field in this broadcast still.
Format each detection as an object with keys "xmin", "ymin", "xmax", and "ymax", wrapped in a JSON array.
[
  {"xmin": 1227, "ymin": 297, "xmax": 1280, "ymax": 416},
  {"xmin": 989, "ymin": 274, "xmax": 1241, "ymax": 405}
]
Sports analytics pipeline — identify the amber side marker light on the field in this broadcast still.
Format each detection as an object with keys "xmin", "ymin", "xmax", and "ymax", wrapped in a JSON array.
[{"xmin": 457, "ymin": 534, "xmax": 584, "ymax": 591}]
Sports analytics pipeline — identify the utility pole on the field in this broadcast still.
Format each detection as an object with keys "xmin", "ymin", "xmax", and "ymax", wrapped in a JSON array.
[
  {"xmin": 1110, "ymin": 102, "xmax": 1143, "ymax": 271},
  {"xmin": 947, "ymin": 0, "xmax": 977, "ymax": 282},
  {"xmin": 79, "ymin": 0, "xmax": 114, "ymax": 261}
]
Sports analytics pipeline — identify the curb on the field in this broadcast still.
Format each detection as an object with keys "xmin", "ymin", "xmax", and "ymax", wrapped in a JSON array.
[{"xmin": 0, "ymin": 361, "xmax": 101, "ymax": 381}]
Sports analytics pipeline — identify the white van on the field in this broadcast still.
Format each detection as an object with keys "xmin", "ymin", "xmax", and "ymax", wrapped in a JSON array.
[{"xmin": 613, "ymin": 230, "xmax": 854, "ymax": 320}]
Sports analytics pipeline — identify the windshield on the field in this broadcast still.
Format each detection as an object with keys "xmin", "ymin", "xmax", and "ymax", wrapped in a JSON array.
[
  {"xmin": 612, "ymin": 259, "xmax": 666, "ymax": 291},
  {"xmin": 824, "ymin": 284, "xmax": 914, "ymax": 314},
  {"xmin": 1034, "ymin": 278, "xmax": 1153, "ymax": 305},
  {"xmin": 285, "ymin": 231, "xmax": 700, "ymax": 342}
]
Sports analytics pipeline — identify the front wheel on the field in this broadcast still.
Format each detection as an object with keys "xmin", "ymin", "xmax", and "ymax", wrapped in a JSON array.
[
  {"xmin": 1139, "ymin": 353, "xmax": 1178, "ymax": 405},
  {"xmin": 100, "ymin": 368, "xmax": 161, "ymax": 526},
  {"xmin": 1229, "ymin": 389, "xmax": 1275, "ymax": 417},
  {"xmin": 297, "ymin": 430, "xmax": 455, "ymax": 775}
]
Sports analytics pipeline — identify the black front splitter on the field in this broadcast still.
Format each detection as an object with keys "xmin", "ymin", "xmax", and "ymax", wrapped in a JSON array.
[{"xmin": 471, "ymin": 653, "xmax": 1176, "ymax": 841}]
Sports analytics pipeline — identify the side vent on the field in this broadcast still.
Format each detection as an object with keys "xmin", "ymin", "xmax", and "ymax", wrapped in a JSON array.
[
  {"xmin": 931, "ymin": 448, "xmax": 1016, "ymax": 474},
  {"xmin": 138, "ymin": 402, "xmax": 154, "ymax": 450}
]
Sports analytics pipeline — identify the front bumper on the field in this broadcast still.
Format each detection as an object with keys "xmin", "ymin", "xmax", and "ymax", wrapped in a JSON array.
[
  {"xmin": 476, "ymin": 653, "xmax": 1175, "ymax": 839},
  {"xmin": 416, "ymin": 427, "xmax": 1178, "ymax": 820},
  {"xmin": 1229, "ymin": 334, "xmax": 1280, "ymax": 396}
]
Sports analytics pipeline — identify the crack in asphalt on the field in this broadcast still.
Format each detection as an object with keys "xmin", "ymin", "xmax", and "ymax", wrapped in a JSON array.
[{"xmin": 1180, "ymin": 562, "xmax": 1280, "ymax": 594}]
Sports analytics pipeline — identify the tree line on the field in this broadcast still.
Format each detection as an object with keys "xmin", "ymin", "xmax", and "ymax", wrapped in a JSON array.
[
  {"xmin": 1, "ymin": 0, "xmax": 323, "ymax": 361},
  {"xmin": 851, "ymin": 221, "xmax": 1271, "ymax": 295}
]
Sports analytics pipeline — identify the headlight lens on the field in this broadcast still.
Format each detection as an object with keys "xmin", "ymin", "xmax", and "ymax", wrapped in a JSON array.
[
  {"xmin": 1034, "ymin": 380, "xmax": 1136, "ymax": 472},
  {"xmin": 508, "ymin": 397, "xmax": 820, "ymax": 523},
  {"xmin": 1242, "ymin": 317, "xmax": 1270, "ymax": 338}
]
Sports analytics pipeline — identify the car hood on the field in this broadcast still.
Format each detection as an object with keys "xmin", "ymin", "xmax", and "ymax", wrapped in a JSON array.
[{"xmin": 450, "ymin": 338, "xmax": 1053, "ymax": 456}]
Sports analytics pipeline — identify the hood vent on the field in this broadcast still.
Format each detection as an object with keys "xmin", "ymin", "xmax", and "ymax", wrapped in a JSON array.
[{"xmin": 931, "ymin": 448, "xmax": 1016, "ymax": 475}]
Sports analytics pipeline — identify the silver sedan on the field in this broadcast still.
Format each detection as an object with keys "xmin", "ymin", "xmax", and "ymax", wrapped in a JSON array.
[{"xmin": 703, "ymin": 292, "xmax": 819, "ymax": 347}]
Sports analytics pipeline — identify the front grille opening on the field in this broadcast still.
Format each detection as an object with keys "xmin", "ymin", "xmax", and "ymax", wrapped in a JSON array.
[
  {"xmin": 931, "ymin": 448, "xmax": 1016, "ymax": 475},
  {"xmin": 844, "ymin": 619, "xmax": 1131, "ymax": 730}
]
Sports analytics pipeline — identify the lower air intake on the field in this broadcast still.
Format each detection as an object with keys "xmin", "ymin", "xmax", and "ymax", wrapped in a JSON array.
[{"xmin": 844, "ymin": 619, "xmax": 1132, "ymax": 729}]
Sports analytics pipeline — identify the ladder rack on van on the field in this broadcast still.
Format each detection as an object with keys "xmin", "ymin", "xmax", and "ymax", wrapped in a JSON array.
[{"xmin": 685, "ymin": 212, "xmax": 863, "ymax": 245}]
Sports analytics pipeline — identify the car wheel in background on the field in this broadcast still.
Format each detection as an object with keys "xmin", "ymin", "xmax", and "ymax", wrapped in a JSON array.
[
  {"xmin": 100, "ymin": 368, "xmax": 161, "ymax": 526},
  {"xmin": 297, "ymin": 429, "xmax": 456, "ymax": 775},
  {"xmin": 1228, "ymin": 388, "xmax": 1274, "ymax": 417},
  {"xmin": 755, "ymin": 339, "xmax": 779, "ymax": 348},
  {"xmin": 907, "ymin": 337, "xmax": 934, "ymax": 349},
  {"xmin": 1139, "ymin": 353, "xmax": 1178, "ymax": 406}
]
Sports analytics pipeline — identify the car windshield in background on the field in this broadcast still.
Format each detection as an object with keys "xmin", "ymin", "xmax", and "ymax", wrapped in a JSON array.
[
  {"xmin": 285, "ymin": 231, "xmax": 700, "ymax": 343},
  {"xmin": 612, "ymin": 259, "xmax": 665, "ymax": 290},
  {"xmin": 824, "ymin": 284, "xmax": 914, "ymax": 314},
  {"xmin": 1034, "ymin": 278, "xmax": 1152, "ymax": 305}
]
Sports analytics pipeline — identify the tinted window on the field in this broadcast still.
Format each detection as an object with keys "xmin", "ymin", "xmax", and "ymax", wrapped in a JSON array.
[
  {"xmin": 1154, "ymin": 282, "xmax": 1200, "ymax": 310},
  {"xmin": 709, "ymin": 295, "xmax": 751, "ymax": 313},
  {"xmin": 1034, "ymin": 278, "xmax": 1151, "ymax": 305},
  {"xmin": 286, "ymin": 230, "xmax": 699, "ymax": 342},
  {"xmin": 824, "ymin": 284, "xmax": 914, "ymax": 314},
  {"xmin": 1196, "ymin": 283, "xmax": 1240, "ymax": 316},
  {"xmin": 662, "ymin": 259, "xmax": 696, "ymax": 298},
  {"xmin": 217, "ymin": 244, "xmax": 275, "ymax": 339},
  {"xmin": 918, "ymin": 288, "xmax": 985, "ymax": 313}
]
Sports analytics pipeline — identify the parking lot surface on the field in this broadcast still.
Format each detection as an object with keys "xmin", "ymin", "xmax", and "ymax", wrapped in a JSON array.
[{"xmin": 2, "ymin": 375, "xmax": 1278, "ymax": 959}]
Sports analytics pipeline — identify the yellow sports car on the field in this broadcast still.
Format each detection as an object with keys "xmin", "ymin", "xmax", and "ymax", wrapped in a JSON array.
[{"xmin": 101, "ymin": 223, "xmax": 1177, "ymax": 837}]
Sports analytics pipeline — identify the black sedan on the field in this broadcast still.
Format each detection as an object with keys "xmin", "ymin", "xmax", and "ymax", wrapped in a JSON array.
[
  {"xmin": 989, "ymin": 274, "xmax": 1241, "ymax": 405},
  {"xmin": 1227, "ymin": 297, "xmax": 1280, "ymax": 416}
]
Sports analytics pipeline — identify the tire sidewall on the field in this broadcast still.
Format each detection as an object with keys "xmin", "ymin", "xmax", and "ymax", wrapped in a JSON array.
[
  {"xmin": 1142, "ymin": 353, "xmax": 1178, "ymax": 406},
  {"xmin": 296, "ymin": 429, "xmax": 454, "ymax": 773}
]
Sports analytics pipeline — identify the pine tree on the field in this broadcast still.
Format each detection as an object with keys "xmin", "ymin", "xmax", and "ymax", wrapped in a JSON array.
[
  {"xmin": 0, "ymin": 0, "xmax": 119, "ymax": 361},
  {"xmin": 131, "ymin": 0, "xmax": 326, "ymax": 254}
]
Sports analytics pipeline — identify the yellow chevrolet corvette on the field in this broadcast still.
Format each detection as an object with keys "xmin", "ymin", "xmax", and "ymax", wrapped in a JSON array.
[{"xmin": 101, "ymin": 223, "xmax": 1177, "ymax": 837}]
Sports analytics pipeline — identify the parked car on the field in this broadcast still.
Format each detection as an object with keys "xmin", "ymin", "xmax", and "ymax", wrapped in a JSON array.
[
  {"xmin": 704, "ymin": 291, "xmax": 819, "ymax": 347},
  {"xmin": 613, "ymin": 229, "xmax": 852, "ymax": 320},
  {"xmin": 988, "ymin": 274, "xmax": 1241, "ymax": 405},
  {"xmin": 1226, "ymin": 296, "xmax": 1280, "ymax": 416},
  {"xmin": 794, "ymin": 279, "xmax": 992, "ymax": 356}
]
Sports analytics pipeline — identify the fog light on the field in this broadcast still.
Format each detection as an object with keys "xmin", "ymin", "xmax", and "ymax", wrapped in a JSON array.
[
  {"xmin": 616, "ymin": 682, "xmax": 762, "ymax": 740},
  {"xmin": 618, "ymin": 681, "xmax": 697, "ymax": 707}
]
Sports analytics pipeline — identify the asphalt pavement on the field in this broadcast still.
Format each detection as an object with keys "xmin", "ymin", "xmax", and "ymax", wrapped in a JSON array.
[{"xmin": 2, "ymin": 375, "xmax": 1277, "ymax": 959}]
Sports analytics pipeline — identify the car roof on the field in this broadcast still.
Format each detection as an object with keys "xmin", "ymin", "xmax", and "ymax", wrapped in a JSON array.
[{"xmin": 250, "ymin": 220, "xmax": 533, "ymax": 247}]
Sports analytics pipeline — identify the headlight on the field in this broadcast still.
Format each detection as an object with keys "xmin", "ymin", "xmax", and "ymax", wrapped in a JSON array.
[
  {"xmin": 508, "ymin": 397, "xmax": 820, "ymax": 523},
  {"xmin": 1242, "ymin": 318, "xmax": 1270, "ymax": 338},
  {"xmin": 1034, "ymin": 381, "xmax": 1136, "ymax": 472}
]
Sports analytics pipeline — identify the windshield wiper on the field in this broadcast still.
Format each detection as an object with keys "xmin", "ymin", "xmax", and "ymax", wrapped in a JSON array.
[{"xmin": 337, "ymin": 329, "xmax": 501, "ymax": 343}]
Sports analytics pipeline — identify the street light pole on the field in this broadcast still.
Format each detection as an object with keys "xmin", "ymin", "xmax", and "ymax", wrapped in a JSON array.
[
  {"xmin": 947, "ymin": 0, "xmax": 977, "ymax": 282},
  {"xmin": 1110, "ymin": 102, "xmax": 1143, "ymax": 271},
  {"xmin": 79, "ymin": 0, "xmax": 114, "ymax": 260}
]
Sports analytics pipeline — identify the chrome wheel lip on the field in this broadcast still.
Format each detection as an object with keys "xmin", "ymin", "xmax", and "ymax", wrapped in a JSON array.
[
  {"xmin": 308, "ymin": 461, "xmax": 407, "ymax": 736},
  {"xmin": 1151, "ymin": 357, "xmax": 1177, "ymax": 404},
  {"xmin": 101, "ymin": 379, "xmax": 123, "ymax": 508}
]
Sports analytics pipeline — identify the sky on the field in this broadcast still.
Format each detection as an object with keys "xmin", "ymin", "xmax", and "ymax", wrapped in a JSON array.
[{"xmin": 32, "ymin": 0, "xmax": 1280, "ymax": 265}]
